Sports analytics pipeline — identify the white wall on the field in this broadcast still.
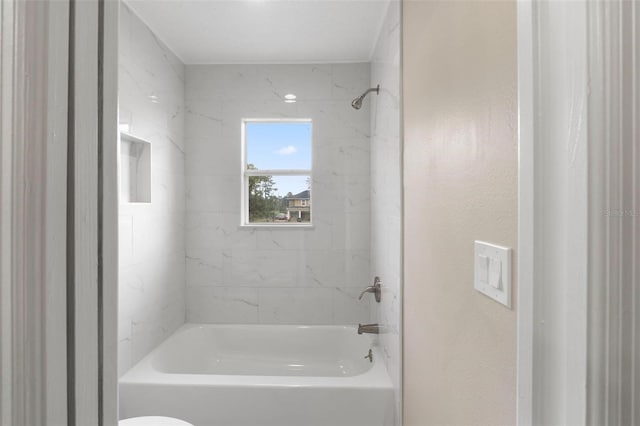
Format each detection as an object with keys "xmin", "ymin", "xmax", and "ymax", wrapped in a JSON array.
[
  {"xmin": 184, "ymin": 64, "xmax": 373, "ymax": 325},
  {"xmin": 118, "ymin": 3, "xmax": 186, "ymax": 376},
  {"xmin": 370, "ymin": 2, "xmax": 402, "ymax": 424}
]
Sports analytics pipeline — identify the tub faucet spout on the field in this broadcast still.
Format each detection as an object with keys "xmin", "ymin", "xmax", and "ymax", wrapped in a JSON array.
[{"xmin": 358, "ymin": 323, "xmax": 380, "ymax": 334}]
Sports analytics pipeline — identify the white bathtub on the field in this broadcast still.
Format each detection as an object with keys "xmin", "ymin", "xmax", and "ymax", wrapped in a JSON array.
[{"xmin": 119, "ymin": 324, "xmax": 395, "ymax": 426}]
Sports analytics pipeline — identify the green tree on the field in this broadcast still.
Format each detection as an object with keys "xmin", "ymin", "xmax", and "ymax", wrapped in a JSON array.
[{"xmin": 247, "ymin": 164, "xmax": 280, "ymax": 221}]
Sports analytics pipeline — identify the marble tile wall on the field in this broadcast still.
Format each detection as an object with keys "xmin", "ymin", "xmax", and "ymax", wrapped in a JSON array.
[
  {"xmin": 184, "ymin": 63, "xmax": 373, "ymax": 325},
  {"xmin": 370, "ymin": 2, "xmax": 403, "ymax": 425},
  {"xmin": 118, "ymin": 4, "xmax": 186, "ymax": 376}
]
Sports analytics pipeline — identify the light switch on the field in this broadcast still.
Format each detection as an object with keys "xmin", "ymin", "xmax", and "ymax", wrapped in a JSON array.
[
  {"xmin": 478, "ymin": 255, "xmax": 489, "ymax": 284},
  {"xmin": 474, "ymin": 241, "xmax": 511, "ymax": 308},
  {"xmin": 489, "ymin": 257, "xmax": 502, "ymax": 289}
]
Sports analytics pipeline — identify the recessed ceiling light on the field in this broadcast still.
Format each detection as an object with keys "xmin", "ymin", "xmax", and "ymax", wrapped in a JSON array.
[
  {"xmin": 284, "ymin": 94, "xmax": 297, "ymax": 100},
  {"xmin": 284, "ymin": 99, "xmax": 296, "ymax": 104}
]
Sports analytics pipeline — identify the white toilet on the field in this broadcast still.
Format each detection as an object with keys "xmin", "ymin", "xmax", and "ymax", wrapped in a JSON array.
[{"xmin": 119, "ymin": 416, "xmax": 193, "ymax": 426}]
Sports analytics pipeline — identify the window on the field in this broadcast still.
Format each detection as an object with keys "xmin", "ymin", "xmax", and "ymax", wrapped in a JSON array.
[{"xmin": 242, "ymin": 119, "xmax": 312, "ymax": 225}]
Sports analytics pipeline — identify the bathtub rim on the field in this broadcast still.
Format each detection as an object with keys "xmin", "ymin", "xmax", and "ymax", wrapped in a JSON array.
[{"xmin": 120, "ymin": 323, "xmax": 393, "ymax": 390}]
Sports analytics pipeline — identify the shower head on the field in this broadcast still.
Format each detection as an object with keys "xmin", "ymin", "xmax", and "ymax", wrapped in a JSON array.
[{"xmin": 351, "ymin": 84, "xmax": 380, "ymax": 110}]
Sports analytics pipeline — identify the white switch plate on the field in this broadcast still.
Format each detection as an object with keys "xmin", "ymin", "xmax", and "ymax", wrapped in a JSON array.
[{"xmin": 474, "ymin": 241, "xmax": 511, "ymax": 308}]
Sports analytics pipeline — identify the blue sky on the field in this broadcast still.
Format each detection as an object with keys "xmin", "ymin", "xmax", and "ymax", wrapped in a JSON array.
[{"xmin": 246, "ymin": 122, "xmax": 311, "ymax": 196}]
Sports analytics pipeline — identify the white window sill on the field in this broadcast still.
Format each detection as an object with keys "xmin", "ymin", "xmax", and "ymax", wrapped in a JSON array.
[{"xmin": 238, "ymin": 224, "xmax": 314, "ymax": 230}]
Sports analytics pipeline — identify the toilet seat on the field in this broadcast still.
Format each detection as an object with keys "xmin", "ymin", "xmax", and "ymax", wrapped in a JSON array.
[{"xmin": 119, "ymin": 416, "xmax": 193, "ymax": 426}]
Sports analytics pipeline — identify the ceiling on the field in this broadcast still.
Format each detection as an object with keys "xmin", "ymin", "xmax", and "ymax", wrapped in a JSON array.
[{"xmin": 125, "ymin": 0, "xmax": 392, "ymax": 64}]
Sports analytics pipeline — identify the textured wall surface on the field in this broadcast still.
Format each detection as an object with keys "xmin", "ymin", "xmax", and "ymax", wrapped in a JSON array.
[
  {"xmin": 184, "ymin": 63, "xmax": 374, "ymax": 325},
  {"xmin": 118, "ymin": 3, "xmax": 186, "ymax": 376},
  {"xmin": 403, "ymin": 1, "xmax": 518, "ymax": 424},
  {"xmin": 370, "ymin": 2, "xmax": 403, "ymax": 425}
]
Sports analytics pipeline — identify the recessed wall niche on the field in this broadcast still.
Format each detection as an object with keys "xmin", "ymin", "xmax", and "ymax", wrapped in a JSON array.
[{"xmin": 120, "ymin": 133, "xmax": 151, "ymax": 203}]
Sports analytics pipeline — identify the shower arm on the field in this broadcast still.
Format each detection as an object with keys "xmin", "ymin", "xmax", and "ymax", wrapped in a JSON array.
[{"xmin": 360, "ymin": 85, "xmax": 380, "ymax": 99}]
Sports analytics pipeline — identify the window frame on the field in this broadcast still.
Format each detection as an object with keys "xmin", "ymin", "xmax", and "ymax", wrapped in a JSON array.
[{"xmin": 240, "ymin": 118, "xmax": 313, "ymax": 227}]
